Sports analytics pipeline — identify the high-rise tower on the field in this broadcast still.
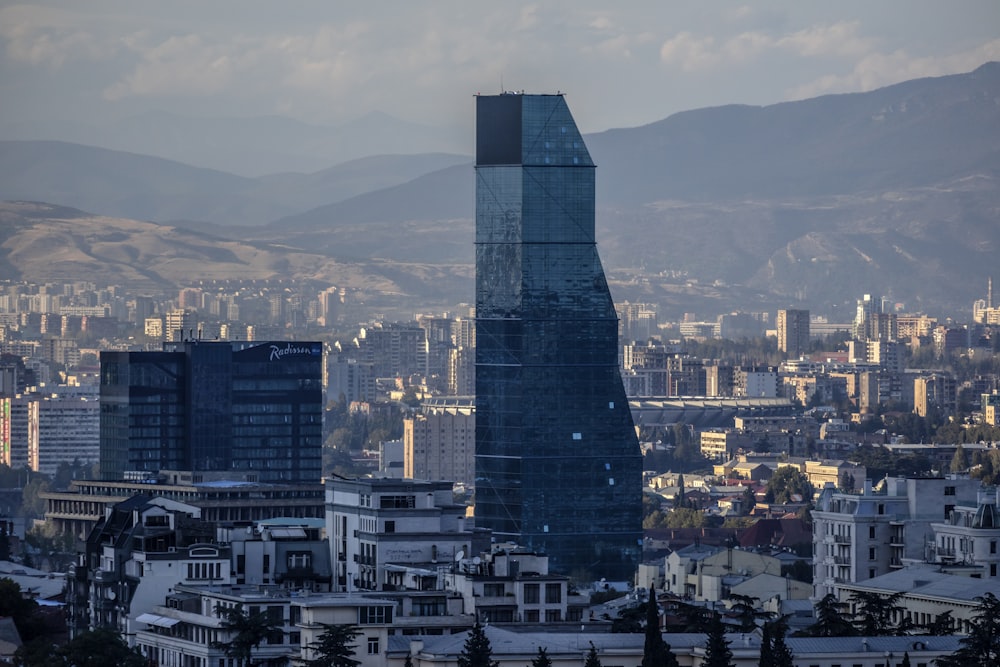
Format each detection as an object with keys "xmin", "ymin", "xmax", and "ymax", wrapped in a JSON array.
[{"xmin": 473, "ymin": 93, "xmax": 642, "ymax": 581}]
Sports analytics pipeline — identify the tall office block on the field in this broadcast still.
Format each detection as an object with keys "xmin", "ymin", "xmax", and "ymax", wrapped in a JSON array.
[
  {"xmin": 776, "ymin": 308, "xmax": 810, "ymax": 357},
  {"xmin": 474, "ymin": 93, "xmax": 642, "ymax": 580},
  {"xmin": 100, "ymin": 341, "xmax": 323, "ymax": 483}
]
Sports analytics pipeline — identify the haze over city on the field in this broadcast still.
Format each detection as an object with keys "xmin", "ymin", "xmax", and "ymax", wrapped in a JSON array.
[{"xmin": 2, "ymin": 1, "xmax": 999, "ymax": 168}]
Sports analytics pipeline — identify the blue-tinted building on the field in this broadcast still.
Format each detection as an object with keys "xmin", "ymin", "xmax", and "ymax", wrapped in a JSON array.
[
  {"xmin": 474, "ymin": 93, "xmax": 642, "ymax": 580},
  {"xmin": 100, "ymin": 341, "xmax": 323, "ymax": 483}
]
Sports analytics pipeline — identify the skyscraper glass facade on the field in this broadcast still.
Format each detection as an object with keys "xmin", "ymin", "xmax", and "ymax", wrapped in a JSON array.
[
  {"xmin": 100, "ymin": 341, "xmax": 323, "ymax": 483},
  {"xmin": 474, "ymin": 93, "xmax": 642, "ymax": 581}
]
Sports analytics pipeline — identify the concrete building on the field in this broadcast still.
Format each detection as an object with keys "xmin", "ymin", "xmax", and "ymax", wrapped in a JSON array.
[
  {"xmin": 326, "ymin": 477, "xmax": 487, "ymax": 593},
  {"xmin": 403, "ymin": 397, "xmax": 475, "ymax": 486},
  {"xmin": 811, "ymin": 476, "xmax": 982, "ymax": 599},
  {"xmin": 776, "ymin": 309, "xmax": 810, "ymax": 358},
  {"xmin": 927, "ymin": 487, "xmax": 1000, "ymax": 578},
  {"xmin": 664, "ymin": 544, "xmax": 782, "ymax": 601}
]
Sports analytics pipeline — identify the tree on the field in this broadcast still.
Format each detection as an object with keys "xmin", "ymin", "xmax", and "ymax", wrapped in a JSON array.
[
  {"xmin": 935, "ymin": 592, "xmax": 1000, "ymax": 666},
  {"xmin": 211, "ymin": 603, "xmax": 283, "ymax": 667},
  {"xmin": 702, "ymin": 612, "xmax": 733, "ymax": 667},
  {"xmin": 764, "ymin": 466, "xmax": 814, "ymax": 504},
  {"xmin": 457, "ymin": 622, "xmax": 498, "ymax": 667},
  {"xmin": 530, "ymin": 646, "xmax": 552, "ymax": 667},
  {"xmin": 726, "ymin": 594, "xmax": 771, "ymax": 632},
  {"xmin": 849, "ymin": 591, "xmax": 905, "ymax": 636},
  {"xmin": 760, "ymin": 616, "xmax": 794, "ymax": 667},
  {"xmin": 642, "ymin": 587, "xmax": 679, "ymax": 667},
  {"xmin": 0, "ymin": 578, "xmax": 41, "ymax": 642},
  {"xmin": 304, "ymin": 623, "xmax": 361, "ymax": 667},
  {"xmin": 922, "ymin": 610, "xmax": 954, "ymax": 636},
  {"xmin": 800, "ymin": 593, "xmax": 856, "ymax": 637},
  {"xmin": 584, "ymin": 642, "xmax": 602, "ymax": 667},
  {"xmin": 15, "ymin": 626, "xmax": 145, "ymax": 667},
  {"xmin": 950, "ymin": 443, "xmax": 969, "ymax": 473}
]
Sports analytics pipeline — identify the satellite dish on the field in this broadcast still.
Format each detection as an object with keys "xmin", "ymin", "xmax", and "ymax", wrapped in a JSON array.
[
  {"xmin": 106, "ymin": 591, "xmax": 116, "ymax": 600},
  {"xmin": 455, "ymin": 550, "xmax": 465, "ymax": 562},
  {"xmin": 472, "ymin": 556, "xmax": 481, "ymax": 565}
]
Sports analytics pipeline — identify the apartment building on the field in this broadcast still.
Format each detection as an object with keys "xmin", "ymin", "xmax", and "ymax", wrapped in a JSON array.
[{"xmin": 811, "ymin": 476, "xmax": 981, "ymax": 599}]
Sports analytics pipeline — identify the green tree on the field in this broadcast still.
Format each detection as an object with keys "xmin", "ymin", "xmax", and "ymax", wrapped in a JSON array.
[
  {"xmin": 211, "ymin": 603, "xmax": 283, "ymax": 667},
  {"xmin": 922, "ymin": 610, "xmax": 954, "ymax": 636},
  {"xmin": 584, "ymin": 642, "xmax": 602, "ymax": 667},
  {"xmin": 530, "ymin": 646, "xmax": 552, "ymax": 667},
  {"xmin": 800, "ymin": 593, "xmax": 856, "ymax": 637},
  {"xmin": 642, "ymin": 587, "xmax": 679, "ymax": 667},
  {"xmin": 849, "ymin": 591, "xmax": 905, "ymax": 636},
  {"xmin": 760, "ymin": 616, "xmax": 794, "ymax": 667},
  {"xmin": 15, "ymin": 626, "xmax": 145, "ymax": 667},
  {"xmin": 0, "ymin": 578, "xmax": 42, "ymax": 642},
  {"xmin": 950, "ymin": 443, "xmax": 969, "ymax": 473},
  {"xmin": 702, "ymin": 612, "xmax": 733, "ymax": 667},
  {"xmin": 935, "ymin": 592, "xmax": 1000, "ymax": 666},
  {"xmin": 457, "ymin": 622, "xmax": 498, "ymax": 667},
  {"xmin": 726, "ymin": 594, "xmax": 772, "ymax": 632},
  {"xmin": 901, "ymin": 651, "xmax": 911, "ymax": 667},
  {"xmin": 304, "ymin": 623, "xmax": 361, "ymax": 667},
  {"xmin": 764, "ymin": 467, "xmax": 814, "ymax": 504}
]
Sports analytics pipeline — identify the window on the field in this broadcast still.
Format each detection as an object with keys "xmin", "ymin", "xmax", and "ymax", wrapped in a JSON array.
[
  {"xmin": 288, "ymin": 552, "xmax": 311, "ymax": 569},
  {"xmin": 991, "ymin": 564, "xmax": 997, "ymax": 577},
  {"xmin": 869, "ymin": 547, "xmax": 877, "ymax": 560},
  {"xmin": 483, "ymin": 583, "xmax": 505, "ymax": 597},
  {"xmin": 945, "ymin": 486, "xmax": 956, "ymax": 496},
  {"xmin": 360, "ymin": 606, "xmax": 392, "ymax": 625},
  {"xmin": 991, "ymin": 541, "xmax": 997, "ymax": 554},
  {"xmin": 263, "ymin": 555, "xmax": 270, "ymax": 573},
  {"xmin": 869, "ymin": 568, "xmax": 876, "ymax": 579},
  {"xmin": 523, "ymin": 583, "xmax": 539, "ymax": 604},
  {"xmin": 869, "ymin": 526, "xmax": 876, "ymax": 539},
  {"xmin": 878, "ymin": 503, "xmax": 885, "ymax": 515},
  {"xmin": 384, "ymin": 521, "xmax": 395, "ymax": 534},
  {"xmin": 367, "ymin": 637, "xmax": 379, "ymax": 655},
  {"xmin": 525, "ymin": 610, "xmax": 539, "ymax": 622},
  {"xmin": 545, "ymin": 609, "xmax": 561, "ymax": 622},
  {"xmin": 545, "ymin": 583, "xmax": 562, "ymax": 603}
]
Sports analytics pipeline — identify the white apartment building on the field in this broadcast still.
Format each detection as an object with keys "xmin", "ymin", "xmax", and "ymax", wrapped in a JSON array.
[
  {"xmin": 811, "ymin": 476, "xmax": 982, "ymax": 599},
  {"xmin": 326, "ymin": 477, "xmax": 486, "ymax": 593},
  {"xmin": 928, "ymin": 486, "xmax": 1000, "ymax": 577}
]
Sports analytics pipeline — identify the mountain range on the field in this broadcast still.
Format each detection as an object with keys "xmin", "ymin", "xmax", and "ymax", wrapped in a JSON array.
[{"xmin": 1, "ymin": 62, "xmax": 999, "ymax": 320}]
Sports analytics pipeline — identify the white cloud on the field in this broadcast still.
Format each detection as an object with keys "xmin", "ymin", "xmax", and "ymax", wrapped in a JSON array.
[
  {"xmin": 786, "ymin": 38, "xmax": 1000, "ymax": 99},
  {"xmin": 776, "ymin": 21, "xmax": 872, "ymax": 58},
  {"xmin": 659, "ymin": 32, "xmax": 722, "ymax": 71},
  {"xmin": 0, "ymin": 4, "xmax": 117, "ymax": 67},
  {"xmin": 660, "ymin": 21, "xmax": 873, "ymax": 71}
]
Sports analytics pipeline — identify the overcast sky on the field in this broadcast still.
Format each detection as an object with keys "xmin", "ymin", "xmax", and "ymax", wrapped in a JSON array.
[{"xmin": 2, "ymin": 0, "xmax": 998, "ymax": 136}]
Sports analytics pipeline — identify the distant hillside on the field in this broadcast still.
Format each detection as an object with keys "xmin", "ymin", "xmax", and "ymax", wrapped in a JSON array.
[
  {"xmin": 0, "ymin": 201, "xmax": 471, "ymax": 305},
  {"xmin": 1, "ymin": 64, "xmax": 998, "ymax": 318},
  {"xmin": 0, "ymin": 110, "xmax": 470, "ymax": 176},
  {"xmin": 0, "ymin": 141, "xmax": 468, "ymax": 226}
]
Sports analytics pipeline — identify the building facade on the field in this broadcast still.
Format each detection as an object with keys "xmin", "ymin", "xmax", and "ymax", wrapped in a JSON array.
[
  {"xmin": 403, "ymin": 397, "xmax": 475, "ymax": 486},
  {"xmin": 99, "ymin": 340, "xmax": 323, "ymax": 483},
  {"xmin": 776, "ymin": 309, "xmax": 810, "ymax": 358},
  {"xmin": 473, "ymin": 93, "xmax": 642, "ymax": 580}
]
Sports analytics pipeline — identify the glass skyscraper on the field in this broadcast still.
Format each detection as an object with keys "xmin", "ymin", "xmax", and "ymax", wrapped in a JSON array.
[
  {"xmin": 100, "ymin": 340, "xmax": 323, "ymax": 483},
  {"xmin": 474, "ymin": 93, "xmax": 642, "ymax": 581}
]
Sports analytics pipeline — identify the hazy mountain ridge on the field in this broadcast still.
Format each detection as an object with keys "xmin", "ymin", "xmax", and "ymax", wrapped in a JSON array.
[
  {"xmin": 0, "ymin": 109, "xmax": 470, "ymax": 177},
  {"xmin": 0, "ymin": 141, "xmax": 470, "ymax": 226},
  {"xmin": 1, "ymin": 64, "xmax": 998, "ymax": 317},
  {"xmin": 0, "ymin": 201, "xmax": 471, "ymax": 304}
]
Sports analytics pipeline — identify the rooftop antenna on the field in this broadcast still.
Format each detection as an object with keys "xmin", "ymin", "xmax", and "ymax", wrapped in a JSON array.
[{"xmin": 500, "ymin": 73, "xmax": 503, "ymax": 93}]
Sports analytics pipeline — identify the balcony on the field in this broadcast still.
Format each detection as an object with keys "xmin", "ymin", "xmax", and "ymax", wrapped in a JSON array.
[
  {"xmin": 834, "ymin": 535, "xmax": 851, "ymax": 544},
  {"xmin": 834, "ymin": 556, "xmax": 851, "ymax": 565}
]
